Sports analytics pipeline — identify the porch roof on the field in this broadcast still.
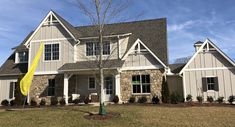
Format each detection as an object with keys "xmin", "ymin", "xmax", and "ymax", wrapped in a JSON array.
[{"xmin": 58, "ymin": 59, "xmax": 124, "ymax": 72}]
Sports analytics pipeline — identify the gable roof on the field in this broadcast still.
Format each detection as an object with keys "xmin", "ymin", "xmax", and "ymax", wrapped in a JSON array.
[
  {"xmin": 179, "ymin": 38, "xmax": 235, "ymax": 74},
  {"xmin": 76, "ymin": 18, "xmax": 168, "ymax": 65},
  {"xmin": 169, "ymin": 63, "xmax": 186, "ymax": 74}
]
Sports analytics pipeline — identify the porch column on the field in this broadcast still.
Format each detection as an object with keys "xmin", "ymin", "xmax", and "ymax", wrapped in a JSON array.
[
  {"xmin": 64, "ymin": 74, "xmax": 72, "ymax": 105},
  {"xmin": 115, "ymin": 73, "xmax": 121, "ymax": 101}
]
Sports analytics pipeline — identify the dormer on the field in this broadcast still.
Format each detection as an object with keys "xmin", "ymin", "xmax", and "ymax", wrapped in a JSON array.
[{"xmin": 15, "ymin": 51, "xmax": 28, "ymax": 63}]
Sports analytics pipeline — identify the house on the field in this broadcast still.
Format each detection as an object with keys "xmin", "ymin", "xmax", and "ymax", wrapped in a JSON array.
[
  {"xmin": 0, "ymin": 11, "xmax": 168, "ymax": 104},
  {"xmin": 167, "ymin": 39, "xmax": 235, "ymax": 101}
]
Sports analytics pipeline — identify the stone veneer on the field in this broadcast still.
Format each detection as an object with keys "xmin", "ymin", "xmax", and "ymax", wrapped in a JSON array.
[
  {"xmin": 29, "ymin": 74, "xmax": 64, "ymax": 104},
  {"xmin": 120, "ymin": 69, "xmax": 164, "ymax": 102}
]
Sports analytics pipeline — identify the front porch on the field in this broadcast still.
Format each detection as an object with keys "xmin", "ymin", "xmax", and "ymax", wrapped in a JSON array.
[{"xmin": 63, "ymin": 70, "xmax": 121, "ymax": 104}]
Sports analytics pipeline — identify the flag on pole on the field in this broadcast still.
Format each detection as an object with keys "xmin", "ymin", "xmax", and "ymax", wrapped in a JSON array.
[{"xmin": 20, "ymin": 42, "xmax": 44, "ymax": 96}]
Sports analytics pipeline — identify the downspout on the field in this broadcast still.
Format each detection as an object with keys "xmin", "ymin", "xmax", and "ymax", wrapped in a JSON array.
[{"xmin": 117, "ymin": 36, "xmax": 120, "ymax": 59}]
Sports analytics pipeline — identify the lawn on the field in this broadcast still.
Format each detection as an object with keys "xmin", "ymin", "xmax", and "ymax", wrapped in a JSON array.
[{"xmin": 0, "ymin": 105, "xmax": 234, "ymax": 127}]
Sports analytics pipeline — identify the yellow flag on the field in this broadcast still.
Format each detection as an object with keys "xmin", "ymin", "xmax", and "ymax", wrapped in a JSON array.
[{"xmin": 20, "ymin": 42, "xmax": 44, "ymax": 96}]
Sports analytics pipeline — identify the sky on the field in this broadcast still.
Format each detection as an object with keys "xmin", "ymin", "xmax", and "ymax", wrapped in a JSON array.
[{"xmin": 0, "ymin": 0, "xmax": 235, "ymax": 66}]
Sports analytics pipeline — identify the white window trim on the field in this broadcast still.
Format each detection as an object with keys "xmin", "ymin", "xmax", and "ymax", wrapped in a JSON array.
[
  {"xmin": 9, "ymin": 81, "xmax": 17, "ymax": 100},
  {"xmin": 205, "ymin": 77, "xmax": 216, "ymax": 91},
  {"xmin": 131, "ymin": 75, "xmax": 151, "ymax": 94},
  {"xmin": 88, "ymin": 77, "xmax": 96, "ymax": 90},
  {"xmin": 43, "ymin": 42, "xmax": 61, "ymax": 62},
  {"xmin": 85, "ymin": 41, "xmax": 111, "ymax": 57}
]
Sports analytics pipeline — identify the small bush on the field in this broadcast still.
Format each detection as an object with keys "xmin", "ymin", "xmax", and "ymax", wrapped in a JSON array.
[
  {"xmin": 50, "ymin": 97, "xmax": 58, "ymax": 106},
  {"xmin": 73, "ymin": 98, "xmax": 81, "ymax": 104},
  {"xmin": 40, "ymin": 99, "xmax": 46, "ymax": 106},
  {"xmin": 186, "ymin": 94, "xmax": 193, "ymax": 102},
  {"xmin": 59, "ymin": 98, "xmax": 66, "ymax": 106},
  {"xmin": 152, "ymin": 95, "xmax": 160, "ymax": 104},
  {"xmin": 138, "ymin": 96, "xmax": 147, "ymax": 103},
  {"xmin": 30, "ymin": 98, "xmax": 37, "ymax": 106},
  {"xmin": 170, "ymin": 92, "xmax": 181, "ymax": 104},
  {"xmin": 129, "ymin": 96, "xmax": 136, "ymax": 103},
  {"xmin": 228, "ymin": 95, "xmax": 235, "ymax": 104},
  {"xmin": 1, "ymin": 100, "xmax": 9, "ymax": 106},
  {"xmin": 10, "ymin": 100, "xmax": 16, "ymax": 106},
  {"xmin": 207, "ymin": 96, "xmax": 214, "ymax": 103},
  {"xmin": 113, "ymin": 95, "xmax": 119, "ymax": 104},
  {"xmin": 196, "ymin": 96, "xmax": 203, "ymax": 103},
  {"xmin": 217, "ymin": 97, "xmax": 224, "ymax": 104},
  {"xmin": 84, "ymin": 97, "xmax": 90, "ymax": 104}
]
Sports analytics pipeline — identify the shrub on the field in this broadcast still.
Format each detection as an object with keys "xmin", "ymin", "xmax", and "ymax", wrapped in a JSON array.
[
  {"xmin": 50, "ymin": 97, "xmax": 58, "ymax": 106},
  {"xmin": 186, "ymin": 94, "xmax": 193, "ymax": 102},
  {"xmin": 196, "ymin": 96, "xmax": 203, "ymax": 103},
  {"xmin": 30, "ymin": 98, "xmax": 37, "ymax": 106},
  {"xmin": 129, "ymin": 96, "xmax": 136, "ymax": 103},
  {"xmin": 59, "ymin": 98, "xmax": 66, "ymax": 106},
  {"xmin": 40, "ymin": 99, "xmax": 46, "ymax": 106},
  {"xmin": 10, "ymin": 100, "xmax": 16, "ymax": 106},
  {"xmin": 138, "ymin": 96, "xmax": 147, "ymax": 103},
  {"xmin": 113, "ymin": 95, "xmax": 119, "ymax": 104},
  {"xmin": 152, "ymin": 95, "xmax": 160, "ymax": 104},
  {"xmin": 1, "ymin": 100, "xmax": 9, "ymax": 106},
  {"xmin": 217, "ymin": 97, "xmax": 224, "ymax": 104},
  {"xmin": 170, "ymin": 92, "xmax": 181, "ymax": 104},
  {"xmin": 207, "ymin": 96, "xmax": 214, "ymax": 103},
  {"xmin": 84, "ymin": 97, "xmax": 90, "ymax": 104},
  {"xmin": 73, "ymin": 98, "xmax": 81, "ymax": 104},
  {"xmin": 228, "ymin": 95, "xmax": 235, "ymax": 104}
]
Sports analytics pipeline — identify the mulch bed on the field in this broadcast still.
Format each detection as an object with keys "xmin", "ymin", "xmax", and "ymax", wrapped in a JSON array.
[{"xmin": 84, "ymin": 112, "xmax": 121, "ymax": 120}]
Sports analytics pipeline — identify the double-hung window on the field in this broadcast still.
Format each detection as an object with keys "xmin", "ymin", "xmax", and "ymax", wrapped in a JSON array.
[
  {"xmin": 132, "ymin": 75, "xmax": 150, "ymax": 94},
  {"xmin": 86, "ymin": 42, "xmax": 110, "ymax": 56},
  {"xmin": 44, "ymin": 43, "xmax": 59, "ymax": 61},
  {"xmin": 206, "ymin": 77, "xmax": 215, "ymax": 90}
]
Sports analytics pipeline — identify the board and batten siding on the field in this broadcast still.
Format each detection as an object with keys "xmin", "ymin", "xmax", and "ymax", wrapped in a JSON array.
[
  {"xmin": 30, "ymin": 24, "xmax": 75, "ymax": 73},
  {"xmin": 0, "ymin": 77, "xmax": 17, "ymax": 103},
  {"xmin": 122, "ymin": 53, "xmax": 163, "ymax": 68},
  {"xmin": 184, "ymin": 51, "xmax": 235, "ymax": 101}
]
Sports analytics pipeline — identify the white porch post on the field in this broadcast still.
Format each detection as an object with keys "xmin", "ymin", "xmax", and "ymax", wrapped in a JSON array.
[
  {"xmin": 115, "ymin": 73, "xmax": 121, "ymax": 102},
  {"xmin": 64, "ymin": 74, "xmax": 72, "ymax": 105}
]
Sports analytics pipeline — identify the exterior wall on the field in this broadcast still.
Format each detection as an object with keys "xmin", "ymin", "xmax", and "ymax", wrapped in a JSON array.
[
  {"xmin": 29, "ymin": 24, "xmax": 75, "ymax": 73},
  {"xmin": 68, "ymin": 74, "xmax": 101, "ymax": 99},
  {"xmin": 184, "ymin": 50, "xmax": 235, "ymax": 101},
  {"xmin": 0, "ymin": 76, "xmax": 18, "ymax": 103},
  {"xmin": 184, "ymin": 69, "xmax": 235, "ymax": 101},
  {"xmin": 123, "ymin": 53, "xmax": 162, "ymax": 68},
  {"xmin": 120, "ymin": 69, "xmax": 164, "ymax": 102},
  {"xmin": 75, "ymin": 38, "xmax": 119, "ymax": 61},
  {"xmin": 167, "ymin": 75, "xmax": 183, "ymax": 97},
  {"xmin": 29, "ymin": 74, "xmax": 64, "ymax": 104},
  {"xmin": 119, "ymin": 37, "xmax": 129, "ymax": 57}
]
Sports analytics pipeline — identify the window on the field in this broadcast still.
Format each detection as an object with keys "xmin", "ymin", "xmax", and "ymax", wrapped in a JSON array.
[
  {"xmin": 18, "ymin": 52, "xmax": 28, "ymax": 63},
  {"xmin": 88, "ymin": 77, "xmax": 96, "ymax": 90},
  {"xmin": 9, "ymin": 82, "xmax": 16, "ymax": 99},
  {"xmin": 85, "ymin": 42, "xmax": 110, "ymax": 56},
  {"xmin": 44, "ymin": 43, "xmax": 59, "ymax": 61},
  {"xmin": 48, "ymin": 79, "xmax": 55, "ymax": 96},
  {"xmin": 206, "ymin": 77, "xmax": 215, "ymax": 90},
  {"xmin": 132, "ymin": 75, "xmax": 150, "ymax": 94}
]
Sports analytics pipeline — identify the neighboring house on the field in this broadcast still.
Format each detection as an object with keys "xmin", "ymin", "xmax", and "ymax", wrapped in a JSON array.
[
  {"xmin": 168, "ymin": 39, "xmax": 235, "ymax": 101},
  {"xmin": 0, "ymin": 11, "xmax": 168, "ymax": 104}
]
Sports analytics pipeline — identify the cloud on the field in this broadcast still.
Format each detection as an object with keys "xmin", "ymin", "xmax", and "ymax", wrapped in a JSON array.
[{"xmin": 168, "ymin": 20, "xmax": 197, "ymax": 32}]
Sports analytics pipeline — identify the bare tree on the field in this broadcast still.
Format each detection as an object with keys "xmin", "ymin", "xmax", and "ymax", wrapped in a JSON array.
[
  {"xmin": 74, "ymin": 0, "xmax": 136, "ymax": 115},
  {"xmin": 173, "ymin": 56, "xmax": 191, "ymax": 64}
]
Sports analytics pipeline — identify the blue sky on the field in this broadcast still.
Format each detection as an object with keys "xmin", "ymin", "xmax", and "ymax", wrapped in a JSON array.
[{"xmin": 0, "ymin": 0, "xmax": 235, "ymax": 65}]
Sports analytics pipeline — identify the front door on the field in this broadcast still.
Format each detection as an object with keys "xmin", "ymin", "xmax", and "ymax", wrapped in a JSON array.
[{"xmin": 104, "ymin": 77, "xmax": 114, "ymax": 101}]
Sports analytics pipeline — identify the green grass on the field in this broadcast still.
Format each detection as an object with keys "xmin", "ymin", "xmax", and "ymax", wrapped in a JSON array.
[{"xmin": 0, "ymin": 105, "xmax": 235, "ymax": 127}]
